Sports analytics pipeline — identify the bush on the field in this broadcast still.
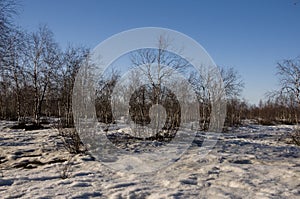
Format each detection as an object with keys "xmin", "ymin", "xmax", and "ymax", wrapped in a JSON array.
[
  {"xmin": 290, "ymin": 128, "xmax": 300, "ymax": 146},
  {"xmin": 59, "ymin": 155, "xmax": 74, "ymax": 179},
  {"xmin": 58, "ymin": 127, "xmax": 87, "ymax": 154}
]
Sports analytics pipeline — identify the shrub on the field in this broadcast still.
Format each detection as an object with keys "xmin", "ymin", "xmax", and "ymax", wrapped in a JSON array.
[
  {"xmin": 58, "ymin": 127, "xmax": 87, "ymax": 154},
  {"xmin": 290, "ymin": 128, "xmax": 300, "ymax": 146},
  {"xmin": 59, "ymin": 155, "xmax": 73, "ymax": 179}
]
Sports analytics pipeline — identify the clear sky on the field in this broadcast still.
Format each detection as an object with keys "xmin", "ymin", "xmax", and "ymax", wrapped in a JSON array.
[{"xmin": 15, "ymin": 0, "xmax": 300, "ymax": 105}]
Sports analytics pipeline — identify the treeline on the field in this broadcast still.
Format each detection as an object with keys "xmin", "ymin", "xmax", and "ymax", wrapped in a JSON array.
[
  {"xmin": 225, "ymin": 97, "xmax": 300, "ymax": 127},
  {"xmin": 94, "ymin": 45, "xmax": 245, "ymax": 138},
  {"xmin": 1, "ymin": 0, "xmax": 299, "ymax": 132},
  {"xmin": 0, "ymin": 0, "xmax": 89, "ymax": 126},
  {"xmin": 226, "ymin": 56, "xmax": 300, "ymax": 127}
]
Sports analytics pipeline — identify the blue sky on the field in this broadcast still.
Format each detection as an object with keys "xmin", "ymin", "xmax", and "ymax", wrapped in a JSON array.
[{"xmin": 15, "ymin": 0, "xmax": 300, "ymax": 104}]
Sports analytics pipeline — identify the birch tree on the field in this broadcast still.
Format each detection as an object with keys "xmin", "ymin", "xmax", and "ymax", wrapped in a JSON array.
[{"xmin": 25, "ymin": 25, "xmax": 61, "ymax": 125}]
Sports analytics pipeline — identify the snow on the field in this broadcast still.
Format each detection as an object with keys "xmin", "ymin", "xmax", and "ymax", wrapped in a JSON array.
[{"xmin": 0, "ymin": 120, "xmax": 299, "ymax": 198}]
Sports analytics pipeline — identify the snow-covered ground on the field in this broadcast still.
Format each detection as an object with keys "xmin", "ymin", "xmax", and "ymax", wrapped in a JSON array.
[{"xmin": 0, "ymin": 120, "xmax": 299, "ymax": 198}]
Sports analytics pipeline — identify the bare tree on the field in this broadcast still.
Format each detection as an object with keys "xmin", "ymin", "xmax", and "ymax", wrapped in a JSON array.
[
  {"xmin": 25, "ymin": 25, "xmax": 61, "ymax": 125},
  {"xmin": 263, "ymin": 57, "xmax": 299, "ymax": 123},
  {"xmin": 188, "ymin": 67, "xmax": 216, "ymax": 130},
  {"xmin": 4, "ymin": 28, "xmax": 27, "ymax": 121},
  {"xmin": 128, "ymin": 35, "xmax": 191, "ymax": 139},
  {"xmin": 95, "ymin": 69, "xmax": 120, "ymax": 128},
  {"xmin": 59, "ymin": 45, "xmax": 89, "ymax": 127},
  {"xmin": 0, "ymin": 1, "xmax": 93, "ymax": 129},
  {"xmin": 0, "ymin": 0, "xmax": 19, "ymax": 119},
  {"xmin": 220, "ymin": 66, "xmax": 245, "ymax": 126},
  {"xmin": 0, "ymin": 0, "xmax": 18, "ymax": 57},
  {"xmin": 264, "ymin": 56, "xmax": 300, "ymax": 125},
  {"xmin": 220, "ymin": 66, "xmax": 244, "ymax": 99},
  {"xmin": 276, "ymin": 57, "xmax": 300, "ymax": 106},
  {"xmin": 189, "ymin": 66, "xmax": 244, "ymax": 128}
]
